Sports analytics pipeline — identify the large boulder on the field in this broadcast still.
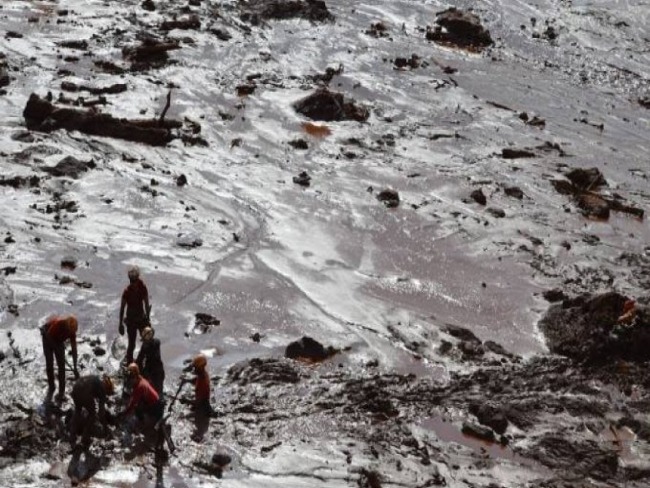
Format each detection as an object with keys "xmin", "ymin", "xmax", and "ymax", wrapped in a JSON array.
[
  {"xmin": 241, "ymin": 0, "xmax": 334, "ymax": 24},
  {"xmin": 426, "ymin": 8, "xmax": 492, "ymax": 51},
  {"xmin": 293, "ymin": 88, "xmax": 369, "ymax": 122},
  {"xmin": 538, "ymin": 292, "xmax": 650, "ymax": 363},
  {"xmin": 284, "ymin": 336, "xmax": 337, "ymax": 361}
]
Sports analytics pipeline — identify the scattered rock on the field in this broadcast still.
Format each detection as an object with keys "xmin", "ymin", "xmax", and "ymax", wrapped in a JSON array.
[
  {"xmin": 176, "ymin": 174, "xmax": 188, "ymax": 187},
  {"xmin": 504, "ymin": 186, "xmax": 524, "ymax": 199},
  {"xmin": 487, "ymin": 207, "xmax": 505, "ymax": 218},
  {"xmin": 228, "ymin": 357, "xmax": 301, "ymax": 385},
  {"xmin": 60, "ymin": 256, "xmax": 77, "ymax": 270},
  {"xmin": 461, "ymin": 421, "xmax": 496, "ymax": 442},
  {"xmin": 394, "ymin": 55, "xmax": 421, "ymax": 70},
  {"xmin": 502, "ymin": 148, "xmax": 536, "ymax": 159},
  {"xmin": 294, "ymin": 88, "xmax": 369, "ymax": 122},
  {"xmin": 236, "ymin": 84, "xmax": 256, "ymax": 97},
  {"xmin": 0, "ymin": 175, "xmax": 40, "ymax": 189},
  {"xmin": 177, "ymin": 233, "xmax": 203, "ymax": 248},
  {"xmin": 470, "ymin": 188, "xmax": 487, "ymax": 205},
  {"xmin": 292, "ymin": 171, "xmax": 311, "ymax": 187},
  {"xmin": 93, "ymin": 346, "xmax": 106, "ymax": 356},
  {"xmin": 160, "ymin": 15, "xmax": 200, "ymax": 31},
  {"xmin": 366, "ymin": 22, "xmax": 389, "ymax": 38},
  {"xmin": 288, "ymin": 138, "xmax": 308, "ymax": 150},
  {"xmin": 142, "ymin": 0, "xmax": 155, "ymax": 11},
  {"xmin": 426, "ymin": 8, "xmax": 492, "ymax": 51},
  {"xmin": 358, "ymin": 469, "xmax": 383, "ymax": 488},
  {"xmin": 566, "ymin": 167, "xmax": 607, "ymax": 190},
  {"xmin": 60, "ymin": 81, "xmax": 127, "ymax": 96},
  {"xmin": 241, "ymin": 0, "xmax": 334, "ymax": 24},
  {"xmin": 57, "ymin": 40, "xmax": 88, "ymax": 50},
  {"xmin": 42, "ymin": 156, "xmax": 95, "ymax": 179},
  {"xmin": 543, "ymin": 289, "xmax": 567, "ymax": 303},
  {"xmin": 194, "ymin": 313, "xmax": 220, "ymax": 334},
  {"xmin": 377, "ymin": 189, "xmax": 400, "ymax": 208},
  {"xmin": 444, "ymin": 324, "xmax": 480, "ymax": 343},
  {"xmin": 285, "ymin": 336, "xmax": 337, "ymax": 361},
  {"xmin": 469, "ymin": 403, "xmax": 509, "ymax": 435},
  {"xmin": 639, "ymin": 96, "xmax": 650, "ymax": 109}
]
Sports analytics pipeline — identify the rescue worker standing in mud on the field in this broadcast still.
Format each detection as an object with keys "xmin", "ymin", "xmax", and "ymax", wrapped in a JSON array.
[
  {"xmin": 41, "ymin": 315, "xmax": 79, "ymax": 402},
  {"xmin": 70, "ymin": 375, "xmax": 115, "ymax": 447},
  {"xmin": 122, "ymin": 363, "xmax": 164, "ymax": 424},
  {"xmin": 119, "ymin": 266, "xmax": 150, "ymax": 365},
  {"xmin": 136, "ymin": 327, "xmax": 165, "ymax": 396},
  {"xmin": 192, "ymin": 354, "xmax": 212, "ymax": 417}
]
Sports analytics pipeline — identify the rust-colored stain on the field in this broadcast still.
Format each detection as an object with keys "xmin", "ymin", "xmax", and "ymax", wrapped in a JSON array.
[{"xmin": 302, "ymin": 122, "xmax": 331, "ymax": 138}]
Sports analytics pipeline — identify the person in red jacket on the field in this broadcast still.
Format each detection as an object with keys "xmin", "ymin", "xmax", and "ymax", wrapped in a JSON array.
[
  {"xmin": 192, "ymin": 354, "xmax": 212, "ymax": 416},
  {"xmin": 119, "ymin": 266, "xmax": 150, "ymax": 364},
  {"xmin": 122, "ymin": 363, "xmax": 163, "ymax": 423},
  {"xmin": 41, "ymin": 315, "xmax": 79, "ymax": 402}
]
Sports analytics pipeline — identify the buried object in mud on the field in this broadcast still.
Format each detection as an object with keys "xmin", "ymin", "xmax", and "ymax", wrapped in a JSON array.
[
  {"xmin": 285, "ymin": 336, "xmax": 338, "ymax": 361},
  {"xmin": 23, "ymin": 94, "xmax": 178, "ymax": 146}
]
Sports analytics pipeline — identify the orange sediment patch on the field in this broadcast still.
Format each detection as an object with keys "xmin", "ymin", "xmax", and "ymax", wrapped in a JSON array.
[{"xmin": 302, "ymin": 122, "xmax": 331, "ymax": 138}]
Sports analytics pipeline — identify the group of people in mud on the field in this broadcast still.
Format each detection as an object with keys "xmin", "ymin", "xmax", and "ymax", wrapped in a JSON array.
[{"xmin": 39, "ymin": 266, "xmax": 211, "ymax": 450}]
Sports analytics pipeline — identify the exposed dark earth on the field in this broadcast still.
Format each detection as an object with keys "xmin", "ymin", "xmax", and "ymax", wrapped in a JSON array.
[{"xmin": 1, "ymin": 0, "xmax": 650, "ymax": 487}]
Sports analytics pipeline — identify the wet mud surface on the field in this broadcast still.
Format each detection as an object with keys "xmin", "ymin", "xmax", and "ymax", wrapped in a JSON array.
[{"xmin": 1, "ymin": 0, "xmax": 650, "ymax": 486}]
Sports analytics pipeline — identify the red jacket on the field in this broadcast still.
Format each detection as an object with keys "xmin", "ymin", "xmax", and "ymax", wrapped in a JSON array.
[
  {"xmin": 45, "ymin": 316, "xmax": 75, "ymax": 343},
  {"xmin": 126, "ymin": 377, "xmax": 159, "ymax": 414},
  {"xmin": 195, "ymin": 371, "xmax": 210, "ymax": 402}
]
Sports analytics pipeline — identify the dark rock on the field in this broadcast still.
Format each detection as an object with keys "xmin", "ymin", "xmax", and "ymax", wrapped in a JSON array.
[
  {"xmin": 60, "ymin": 256, "xmax": 77, "ymax": 270},
  {"xmin": 377, "ymin": 189, "xmax": 400, "ymax": 208},
  {"xmin": 504, "ymin": 186, "xmax": 524, "ymax": 199},
  {"xmin": 288, "ymin": 138, "xmax": 309, "ymax": 150},
  {"xmin": 0, "ymin": 67, "xmax": 9, "ymax": 88},
  {"xmin": 539, "ymin": 291, "xmax": 650, "ymax": 363},
  {"xmin": 2, "ymin": 266, "xmax": 16, "ymax": 276},
  {"xmin": 176, "ymin": 233, "xmax": 203, "ymax": 248},
  {"xmin": 526, "ymin": 435, "xmax": 617, "ymax": 481},
  {"xmin": 461, "ymin": 422, "xmax": 496, "ymax": 442},
  {"xmin": 469, "ymin": 403, "xmax": 509, "ymax": 434},
  {"xmin": 251, "ymin": 332, "xmax": 261, "ymax": 343},
  {"xmin": 294, "ymin": 88, "xmax": 369, "ymax": 122},
  {"xmin": 394, "ymin": 55, "xmax": 421, "ymax": 70},
  {"xmin": 58, "ymin": 40, "xmax": 88, "ymax": 50},
  {"xmin": 60, "ymin": 81, "xmax": 127, "ymax": 96},
  {"xmin": 543, "ymin": 289, "xmax": 567, "ymax": 303},
  {"xmin": 640, "ymin": 97, "xmax": 650, "ymax": 109},
  {"xmin": 211, "ymin": 453, "xmax": 232, "ymax": 467},
  {"xmin": 470, "ymin": 188, "xmax": 487, "ymax": 205},
  {"xmin": 502, "ymin": 148, "xmax": 535, "ymax": 159},
  {"xmin": 42, "ymin": 156, "xmax": 94, "ymax": 179},
  {"xmin": 209, "ymin": 28, "xmax": 232, "ymax": 41},
  {"xmin": 444, "ymin": 324, "xmax": 480, "ymax": 343},
  {"xmin": 285, "ymin": 336, "xmax": 337, "ymax": 361},
  {"xmin": 358, "ymin": 468, "xmax": 383, "ymax": 488},
  {"xmin": 241, "ymin": 0, "xmax": 334, "ymax": 24},
  {"xmin": 483, "ymin": 340, "xmax": 512, "ymax": 357},
  {"xmin": 0, "ymin": 175, "xmax": 40, "ymax": 189},
  {"xmin": 228, "ymin": 358, "xmax": 301, "ymax": 385},
  {"xmin": 487, "ymin": 207, "xmax": 505, "ymax": 218},
  {"xmin": 236, "ymin": 84, "xmax": 256, "ymax": 96},
  {"xmin": 160, "ymin": 15, "xmax": 201, "ymax": 31},
  {"xmin": 293, "ymin": 171, "xmax": 311, "ymax": 187},
  {"xmin": 459, "ymin": 340, "xmax": 484, "ymax": 357},
  {"xmin": 93, "ymin": 346, "xmax": 106, "ymax": 356},
  {"xmin": 142, "ymin": 0, "xmax": 155, "ymax": 11},
  {"xmin": 176, "ymin": 174, "xmax": 188, "ymax": 187},
  {"xmin": 426, "ymin": 8, "xmax": 492, "ymax": 51},
  {"xmin": 366, "ymin": 22, "xmax": 389, "ymax": 38},
  {"xmin": 194, "ymin": 313, "xmax": 220, "ymax": 333},
  {"xmin": 566, "ymin": 167, "xmax": 607, "ymax": 190}
]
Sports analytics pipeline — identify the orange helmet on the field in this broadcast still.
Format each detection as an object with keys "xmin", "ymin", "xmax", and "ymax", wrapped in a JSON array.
[
  {"xmin": 65, "ymin": 316, "xmax": 78, "ymax": 335},
  {"xmin": 192, "ymin": 354, "xmax": 207, "ymax": 370},
  {"xmin": 102, "ymin": 376, "xmax": 115, "ymax": 395},
  {"xmin": 126, "ymin": 363, "xmax": 140, "ymax": 377}
]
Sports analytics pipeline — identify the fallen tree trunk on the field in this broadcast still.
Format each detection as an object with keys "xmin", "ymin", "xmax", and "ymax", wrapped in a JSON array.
[{"xmin": 23, "ymin": 93, "xmax": 176, "ymax": 146}]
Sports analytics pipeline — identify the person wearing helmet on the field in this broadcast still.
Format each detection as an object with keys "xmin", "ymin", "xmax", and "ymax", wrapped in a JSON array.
[
  {"xmin": 70, "ymin": 375, "xmax": 115, "ymax": 446},
  {"xmin": 192, "ymin": 354, "xmax": 212, "ymax": 416},
  {"xmin": 40, "ymin": 315, "xmax": 79, "ymax": 402},
  {"xmin": 136, "ymin": 327, "xmax": 165, "ymax": 395},
  {"xmin": 119, "ymin": 266, "xmax": 150, "ymax": 364},
  {"xmin": 122, "ymin": 363, "xmax": 164, "ymax": 423}
]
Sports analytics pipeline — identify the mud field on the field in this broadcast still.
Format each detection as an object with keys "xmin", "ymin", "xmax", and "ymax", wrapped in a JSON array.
[{"xmin": 1, "ymin": 0, "xmax": 650, "ymax": 486}]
